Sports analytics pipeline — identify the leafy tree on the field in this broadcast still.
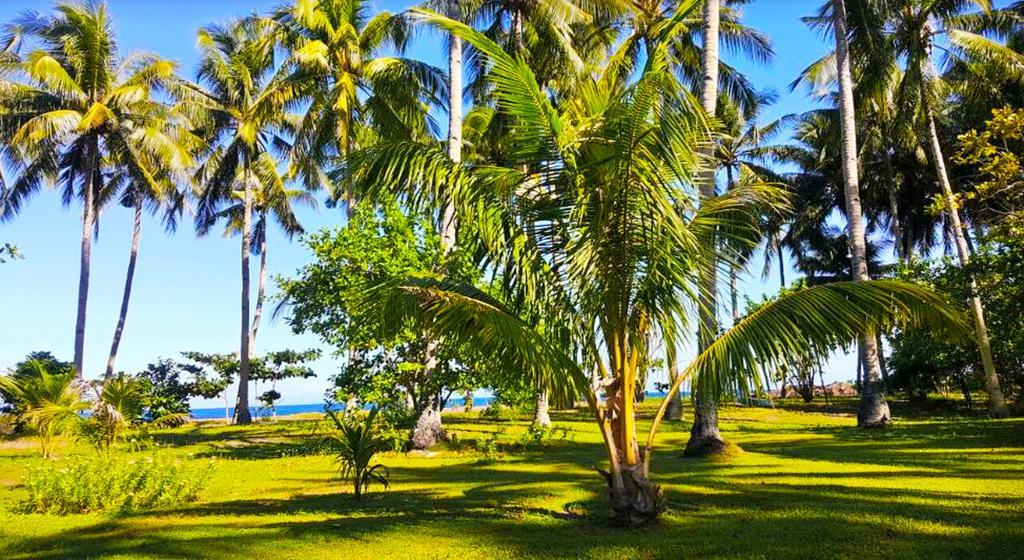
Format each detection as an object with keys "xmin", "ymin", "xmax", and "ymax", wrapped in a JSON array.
[
  {"xmin": 0, "ymin": 1, "xmax": 192, "ymax": 378},
  {"xmin": 182, "ymin": 349, "xmax": 318, "ymax": 421},
  {"xmin": 135, "ymin": 359, "xmax": 202, "ymax": 421},
  {"xmin": 280, "ymin": 200, "xmax": 487, "ymax": 429}
]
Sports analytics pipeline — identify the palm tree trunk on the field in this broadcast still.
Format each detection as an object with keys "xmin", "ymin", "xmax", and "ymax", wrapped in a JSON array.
[
  {"xmin": 778, "ymin": 244, "xmax": 786, "ymax": 288},
  {"xmin": 687, "ymin": 0, "xmax": 727, "ymax": 456},
  {"xmin": 665, "ymin": 345, "xmax": 683, "ymax": 421},
  {"xmin": 74, "ymin": 142, "xmax": 99, "ymax": 379},
  {"xmin": 533, "ymin": 390, "xmax": 551, "ymax": 428},
  {"xmin": 881, "ymin": 146, "xmax": 907, "ymax": 261},
  {"xmin": 250, "ymin": 218, "xmax": 267, "ymax": 344},
  {"xmin": 105, "ymin": 198, "xmax": 143, "ymax": 379},
  {"xmin": 832, "ymin": 0, "xmax": 890, "ymax": 428},
  {"xmin": 234, "ymin": 162, "xmax": 253, "ymax": 426},
  {"xmin": 922, "ymin": 94, "xmax": 1009, "ymax": 419},
  {"xmin": 411, "ymin": 6, "xmax": 464, "ymax": 449}
]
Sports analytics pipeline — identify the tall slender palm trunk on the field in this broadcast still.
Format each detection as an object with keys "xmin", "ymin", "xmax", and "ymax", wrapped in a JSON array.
[
  {"xmin": 411, "ymin": 3, "xmax": 463, "ymax": 449},
  {"xmin": 234, "ymin": 165, "xmax": 254, "ymax": 425},
  {"xmin": 687, "ymin": 0, "xmax": 727, "ymax": 456},
  {"xmin": 250, "ymin": 218, "xmax": 268, "ymax": 344},
  {"xmin": 105, "ymin": 198, "xmax": 143, "ymax": 379},
  {"xmin": 74, "ymin": 144, "xmax": 99, "ymax": 380},
  {"xmin": 665, "ymin": 345, "xmax": 683, "ymax": 421},
  {"xmin": 920, "ymin": 82, "xmax": 1009, "ymax": 418},
  {"xmin": 832, "ymin": 0, "xmax": 890, "ymax": 428}
]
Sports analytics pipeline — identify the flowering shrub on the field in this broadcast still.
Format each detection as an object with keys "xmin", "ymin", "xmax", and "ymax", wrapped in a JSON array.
[{"xmin": 23, "ymin": 453, "xmax": 213, "ymax": 515}]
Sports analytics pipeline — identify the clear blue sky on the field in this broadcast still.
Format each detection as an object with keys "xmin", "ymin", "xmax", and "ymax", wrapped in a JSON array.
[{"xmin": 0, "ymin": 0, "xmax": 977, "ymax": 405}]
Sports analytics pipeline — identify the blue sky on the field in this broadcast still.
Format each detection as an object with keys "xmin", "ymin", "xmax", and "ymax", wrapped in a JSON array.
[{"xmin": 0, "ymin": 0, "xmax": 956, "ymax": 405}]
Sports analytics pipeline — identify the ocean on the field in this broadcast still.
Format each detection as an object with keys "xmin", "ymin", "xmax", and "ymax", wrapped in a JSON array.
[{"xmin": 189, "ymin": 392, "xmax": 679, "ymax": 419}]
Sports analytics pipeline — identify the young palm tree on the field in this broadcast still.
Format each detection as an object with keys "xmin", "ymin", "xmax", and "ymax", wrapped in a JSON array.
[
  {"xmin": 0, "ymin": 361, "xmax": 87, "ymax": 457},
  {"xmin": 0, "ymin": 1, "xmax": 187, "ymax": 379},
  {"xmin": 184, "ymin": 18, "xmax": 295, "ymax": 425},
  {"xmin": 346, "ymin": 6, "xmax": 959, "ymax": 525}
]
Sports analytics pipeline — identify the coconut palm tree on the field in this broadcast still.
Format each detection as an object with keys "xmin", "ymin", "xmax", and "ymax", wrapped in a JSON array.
[
  {"xmin": 606, "ymin": 0, "xmax": 773, "ymax": 114},
  {"xmin": 344, "ymin": 6, "xmax": 959, "ymax": 525},
  {"xmin": 0, "ymin": 1, "xmax": 188, "ymax": 379},
  {"xmin": 826, "ymin": 0, "xmax": 893, "ymax": 427},
  {"xmin": 877, "ymin": 0, "xmax": 1010, "ymax": 417},
  {"xmin": 184, "ymin": 17, "xmax": 295, "ymax": 425},
  {"xmin": 265, "ymin": 0, "xmax": 444, "ymax": 439},
  {"xmin": 212, "ymin": 153, "xmax": 314, "ymax": 347},
  {"xmin": 267, "ymin": 0, "xmax": 445, "ymax": 205},
  {"xmin": 104, "ymin": 110, "xmax": 198, "ymax": 380}
]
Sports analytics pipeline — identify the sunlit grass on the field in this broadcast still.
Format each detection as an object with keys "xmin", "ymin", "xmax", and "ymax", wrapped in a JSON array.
[{"xmin": 0, "ymin": 403, "xmax": 1021, "ymax": 559}]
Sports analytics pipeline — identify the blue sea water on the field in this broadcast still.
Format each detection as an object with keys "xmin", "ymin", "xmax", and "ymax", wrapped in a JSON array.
[{"xmin": 189, "ymin": 392, "xmax": 679, "ymax": 419}]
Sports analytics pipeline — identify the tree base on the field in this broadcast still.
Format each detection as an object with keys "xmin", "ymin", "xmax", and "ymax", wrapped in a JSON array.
[
  {"xmin": 410, "ymin": 407, "xmax": 445, "ymax": 450},
  {"xmin": 857, "ymin": 392, "xmax": 891, "ymax": 428},
  {"xmin": 233, "ymin": 405, "xmax": 252, "ymax": 426},
  {"xmin": 598, "ymin": 468, "xmax": 665, "ymax": 527},
  {"xmin": 988, "ymin": 403, "xmax": 1010, "ymax": 419},
  {"xmin": 665, "ymin": 395, "xmax": 684, "ymax": 422}
]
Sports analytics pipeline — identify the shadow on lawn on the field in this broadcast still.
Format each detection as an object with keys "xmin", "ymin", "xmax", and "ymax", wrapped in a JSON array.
[{"xmin": 5, "ymin": 417, "xmax": 1023, "ymax": 559}]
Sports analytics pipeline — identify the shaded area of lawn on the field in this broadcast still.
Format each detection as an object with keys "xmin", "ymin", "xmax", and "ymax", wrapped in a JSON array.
[{"xmin": 0, "ymin": 405, "xmax": 1022, "ymax": 559}]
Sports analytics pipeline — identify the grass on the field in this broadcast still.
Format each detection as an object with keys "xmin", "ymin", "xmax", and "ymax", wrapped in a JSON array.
[{"xmin": 0, "ymin": 401, "xmax": 1022, "ymax": 559}]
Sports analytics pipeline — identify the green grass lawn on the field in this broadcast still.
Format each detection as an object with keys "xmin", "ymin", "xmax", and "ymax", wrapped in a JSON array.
[{"xmin": 1, "ymin": 402, "xmax": 1022, "ymax": 559}]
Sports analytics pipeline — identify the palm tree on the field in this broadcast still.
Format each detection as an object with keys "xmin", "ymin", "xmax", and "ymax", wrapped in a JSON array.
[
  {"xmin": 828, "ymin": 0, "xmax": 892, "ymax": 427},
  {"xmin": 104, "ymin": 110, "xmax": 198, "ymax": 380},
  {"xmin": 184, "ymin": 18, "xmax": 295, "ymax": 425},
  {"xmin": 213, "ymin": 155, "xmax": 313, "ymax": 347},
  {"xmin": 0, "ymin": 1, "xmax": 187, "ymax": 379},
  {"xmin": 687, "ymin": 0, "xmax": 726, "ymax": 458},
  {"xmin": 346, "ymin": 7, "xmax": 958, "ymax": 525},
  {"xmin": 268, "ymin": 0, "xmax": 444, "ymax": 203},
  {"xmin": 266, "ymin": 0, "xmax": 444, "ymax": 440},
  {"xmin": 0, "ymin": 360, "xmax": 87, "ymax": 457},
  {"xmin": 607, "ymin": 0, "xmax": 773, "ymax": 113},
  {"xmin": 879, "ymin": 0, "xmax": 1009, "ymax": 417}
]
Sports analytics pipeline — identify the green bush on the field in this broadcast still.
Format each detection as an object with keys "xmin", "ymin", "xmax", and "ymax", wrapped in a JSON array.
[{"xmin": 23, "ymin": 453, "xmax": 213, "ymax": 515}]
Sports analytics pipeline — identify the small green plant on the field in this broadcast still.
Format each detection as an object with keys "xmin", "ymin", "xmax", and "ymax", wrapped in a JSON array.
[
  {"xmin": 327, "ymin": 409, "xmax": 391, "ymax": 499},
  {"xmin": 23, "ymin": 452, "xmax": 212, "ymax": 515},
  {"xmin": 0, "ymin": 412, "xmax": 17, "ymax": 438}
]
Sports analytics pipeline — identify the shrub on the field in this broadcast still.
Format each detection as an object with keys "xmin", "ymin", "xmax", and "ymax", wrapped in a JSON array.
[
  {"xmin": 0, "ymin": 413, "xmax": 16, "ymax": 438},
  {"xmin": 23, "ymin": 453, "xmax": 212, "ymax": 515}
]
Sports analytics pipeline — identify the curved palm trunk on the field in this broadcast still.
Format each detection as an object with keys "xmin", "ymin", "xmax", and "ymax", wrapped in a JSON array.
[
  {"xmin": 411, "ymin": 4, "xmax": 463, "ymax": 449},
  {"xmin": 597, "ymin": 338, "xmax": 664, "ymax": 527},
  {"xmin": 105, "ymin": 198, "xmax": 143, "ymax": 379},
  {"xmin": 74, "ymin": 143, "xmax": 100, "ymax": 379},
  {"xmin": 234, "ymin": 165, "xmax": 254, "ymax": 426},
  {"xmin": 832, "ymin": 0, "xmax": 890, "ymax": 428},
  {"xmin": 922, "ymin": 97, "xmax": 1009, "ymax": 419},
  {"xmin": 687, "ymin": 0, "xmax": 727, "ymax": 456}
]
